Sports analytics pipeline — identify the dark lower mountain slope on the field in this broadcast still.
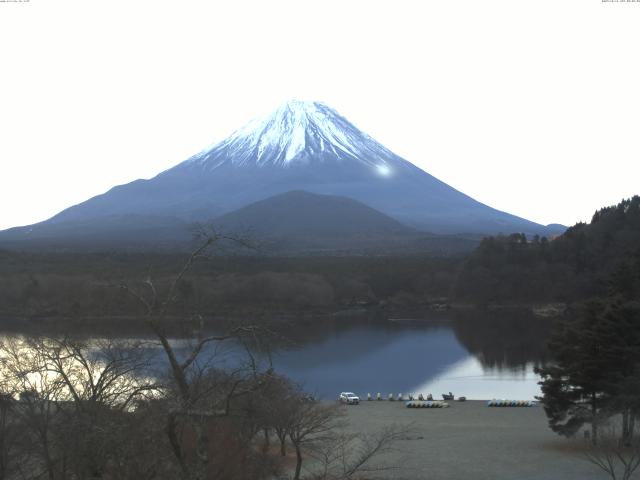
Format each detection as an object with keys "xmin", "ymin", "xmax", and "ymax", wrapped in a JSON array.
[
  {"xmin": 0, "ymin": 191, "xmax": 479, "ymax": 255},
  {"xmin": 0, "ymin": 214, "xmax": 191, "ymax": 252},
  {"xmin": 214, "ymin": 190, "xmax": 413, "ymax": 238},
  {"xmin": 212, "ymin": 190, "xmax": 477, "ymax": 254}
]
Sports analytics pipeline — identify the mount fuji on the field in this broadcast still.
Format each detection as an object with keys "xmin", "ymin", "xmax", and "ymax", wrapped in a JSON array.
[{"xmin": 0, "ymin": 100, "xmax": 563, "ymax": 252}]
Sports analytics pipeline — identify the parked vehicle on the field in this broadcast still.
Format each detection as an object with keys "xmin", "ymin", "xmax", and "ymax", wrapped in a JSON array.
[{"xmin": 338, "ymin": 392, "xmax": 360, "ymax": 405}]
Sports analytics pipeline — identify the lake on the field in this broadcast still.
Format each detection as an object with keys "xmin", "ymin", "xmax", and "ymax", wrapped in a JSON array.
[
  {"xmin": 0, "ymin": 310, "xmax": 555, "ymax": 401},
  {"xmin": 261, "ymin": 315, "xmax": 550, "ymax": 401}
]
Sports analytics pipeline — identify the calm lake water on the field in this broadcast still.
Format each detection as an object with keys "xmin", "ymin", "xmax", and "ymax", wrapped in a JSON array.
[
  {"xmin": 158, "ymin": 311, "xmax": 553, "ymax": 401},
  {"xmin": 0, "ymin": 311, "xmax": 555, "ymax": 401},
  {"xmin": 262, "ymin": 319, "xmax": 548, "ymax": 401}
]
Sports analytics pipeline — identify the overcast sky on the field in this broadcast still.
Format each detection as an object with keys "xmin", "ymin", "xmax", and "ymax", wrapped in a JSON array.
[{"xmin": 1, "ymin": 0, "xmax": 638, "ymax": 230}]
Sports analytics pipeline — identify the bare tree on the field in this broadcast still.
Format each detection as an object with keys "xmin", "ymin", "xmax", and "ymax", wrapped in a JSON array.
[
  {"xmin": 582, "ymin": 424, "xmax": 640, "ymax": 480},
  {"xmin": 256, "ymin": 373, "xmax": 299, "ymax": 457},
  {"xmin": 120, "ymin": 231, "xmax": 273, "ymax": 480},
  {"xmin": 43, "ymin": 336, "xmax": 158, "ymax": 479},
  {"xmin": 0, "ymin": 336, "xmax": 67, "ymax": 480},
  {"xmin": 308, "ymin": 426, "xmax": 408, "ymax": 480},
  {"xmin": 288, "ymin": 401, "xmax": 344, "ymax": 480},
  {"xmin": 0, "ymin": 335, "xmax": 159, "ymax": 480},
  {"xmin": 28, "ymin": 336, "xmax": 158, "ymax": 410}
]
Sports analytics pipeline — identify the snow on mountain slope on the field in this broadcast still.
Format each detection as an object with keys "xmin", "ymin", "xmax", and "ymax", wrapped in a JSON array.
[{"xmin": 186, "ymin": 100, "xmax": 404, "ymax": 171}]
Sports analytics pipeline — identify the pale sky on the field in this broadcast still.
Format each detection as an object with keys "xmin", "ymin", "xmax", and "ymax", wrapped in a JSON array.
[{"xmin": 1, "ymin": 0, "xmax": 639, "ymax": 230}]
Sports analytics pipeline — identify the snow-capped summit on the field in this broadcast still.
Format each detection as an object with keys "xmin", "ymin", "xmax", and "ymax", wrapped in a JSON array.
[{"xmin": 184, "ymin": 99, "xmax": 408, "ymax": 175}]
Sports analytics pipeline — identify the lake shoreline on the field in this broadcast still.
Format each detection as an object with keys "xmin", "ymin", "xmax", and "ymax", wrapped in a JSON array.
[{"xmin": 0, "ymin": 302, "xmax": 566, "ymax": 334}]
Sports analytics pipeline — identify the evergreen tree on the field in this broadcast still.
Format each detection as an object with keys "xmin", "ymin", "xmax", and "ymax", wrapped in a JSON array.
[
  {"xmin": 536, "ymin": 302, "xmax": 612, "ymax": 443},
  {"xmin": 537, "ymin": 262, "xmax": 640, "ymax": 445},
  {"xmin": 598, "ymin": 300, "xmax": 640, "ymax": 444}
]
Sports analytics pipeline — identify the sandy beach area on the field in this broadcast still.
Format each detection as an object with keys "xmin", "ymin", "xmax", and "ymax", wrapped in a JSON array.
[{"xmin": 340, "ymin": 400, "xmax": 605, "ymax": 480}]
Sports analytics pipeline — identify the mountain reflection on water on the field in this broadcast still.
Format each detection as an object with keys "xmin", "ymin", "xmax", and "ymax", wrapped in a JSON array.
[
  {"xmin": 261, "ymin": 310, "xmax": 555, "ymax": 400},
  {"xmin": 271, "ymin": 326, "xmax": 468, "ymax": 399}
]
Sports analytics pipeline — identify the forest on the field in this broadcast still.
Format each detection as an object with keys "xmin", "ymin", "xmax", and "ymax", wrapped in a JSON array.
[
  {"xmin": 454, "ymin": 196, "xmax": 640, "ymax": 304},
  {"xmin": 0, "ymin": 197, "xmax": 638, "ymax": 323},
  {"xmin": 0, "ymin": 252, "xmax": 461, "ymax": 323}
]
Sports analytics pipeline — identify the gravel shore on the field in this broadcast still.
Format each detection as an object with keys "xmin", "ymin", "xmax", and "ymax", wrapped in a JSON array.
[{"xmin": 341, "ymin": 400, "xmax": 603, "ymax": 480}]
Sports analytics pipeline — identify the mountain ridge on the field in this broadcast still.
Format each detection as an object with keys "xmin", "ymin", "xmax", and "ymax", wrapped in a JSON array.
[{"xmin": 0, "ymin": 99, "xmax": 565, "ymax": 251}]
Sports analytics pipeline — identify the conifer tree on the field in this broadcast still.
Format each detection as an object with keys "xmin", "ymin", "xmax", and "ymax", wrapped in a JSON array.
[
  {"xmin": 536, "ymin": 302, "xmax": 611, "ymax": 443},
  {"xmin": 537, "ymin": 259, "xmax": 640, "ymax": 444}
]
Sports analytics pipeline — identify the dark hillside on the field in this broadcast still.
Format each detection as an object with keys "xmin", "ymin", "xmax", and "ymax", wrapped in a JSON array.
[{"xmin": 454, "ymin": 196, "xmax": 640, "ymax": 304}]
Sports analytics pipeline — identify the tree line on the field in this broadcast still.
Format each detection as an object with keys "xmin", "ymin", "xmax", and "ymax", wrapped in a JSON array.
[
  {"xmin": 0, "ymin": 251, "xmax": 461, "ymax": 321},
  {"xmin": 455, "ymin": 196, "xmax": 640, "ymax": 304}
]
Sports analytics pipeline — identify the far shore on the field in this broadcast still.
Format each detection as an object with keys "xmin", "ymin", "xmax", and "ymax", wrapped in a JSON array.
[{"xmin": 0, "ymin": 301, "xmax": 566, "ymax": 334}]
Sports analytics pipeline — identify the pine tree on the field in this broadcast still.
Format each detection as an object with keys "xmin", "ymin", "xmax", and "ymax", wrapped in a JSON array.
[
  {"xmin": 598, "ymin": 301, "xmax": 640, "ymax": 444},
  {"xmin": 536, "ymin": 302, "xmax": 612, "ymax": 443},
  {"xmin": 537, "ymin": 295, "xmax": 640, "ymax": 444}
]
